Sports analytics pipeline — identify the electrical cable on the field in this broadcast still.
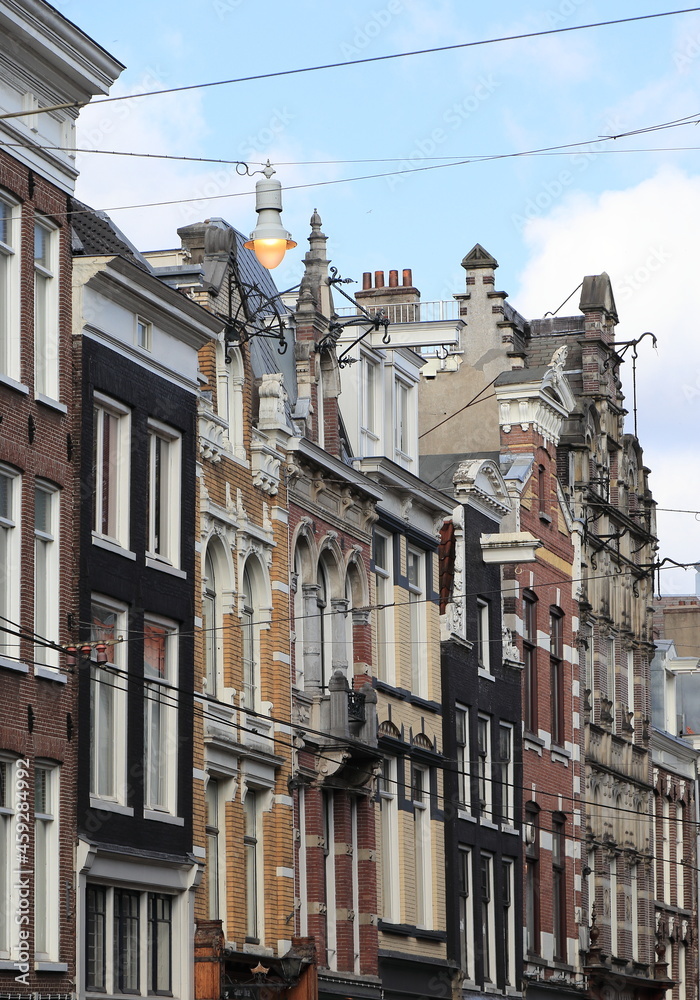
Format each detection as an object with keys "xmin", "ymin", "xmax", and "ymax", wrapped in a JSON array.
[{"xmin": 1, "ymin": 9, "xmax": 696, "ymax": 123}]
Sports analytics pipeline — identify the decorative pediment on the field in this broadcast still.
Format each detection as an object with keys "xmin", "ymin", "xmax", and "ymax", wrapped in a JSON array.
[
  {"xmin": 453, "ymin": 458, "xmax": 511, "ymax": 518},
  {"xmin": 461, "ymin": 243, "xmax": 498, "ymax": 270}
]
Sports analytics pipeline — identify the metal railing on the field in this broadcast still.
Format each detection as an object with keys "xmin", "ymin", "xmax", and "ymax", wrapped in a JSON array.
[{"xmin": 334, "ymin": 299, "xmax": 459, "ymax": 323}]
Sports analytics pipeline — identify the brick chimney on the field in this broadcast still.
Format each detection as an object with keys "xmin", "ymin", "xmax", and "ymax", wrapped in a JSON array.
[{"xmin": 355, "ymin": 268, "xmax": 420, "ymax": 314}]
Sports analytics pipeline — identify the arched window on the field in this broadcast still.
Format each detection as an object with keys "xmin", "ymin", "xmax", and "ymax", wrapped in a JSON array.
[
  {"xmin": 224, "ymin": 347, "xmax": 245, "ymax": 461},
  {"xmin": 293, "ymin": 550, "xmax": 305, "ymax": 689},
  {"xmin": 203, "ymin": 549, "xmax": 218, "ymax": 697},
  {"xmin": 317, "ymin": 561, "xmax": 333, "ymax": 689},
  {"xmin": 241, "ymin": 564, "xmax": 257, "ymax": 709}
]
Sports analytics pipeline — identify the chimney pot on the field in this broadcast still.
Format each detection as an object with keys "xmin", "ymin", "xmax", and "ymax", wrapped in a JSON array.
[
  {"xmin": 389, "ymin": 270, "xmax": 399, "ymax": 287},
  {"xmin": 362, "ymin": 272, "xmax": 372, "ymax": 290},
  {"xmin": 375, "ymin": 270, "xmax": 385, "ymax": 288},
  {"xmin": 402, "ymin": 269, "xmax": 412, "ymax": 287}
]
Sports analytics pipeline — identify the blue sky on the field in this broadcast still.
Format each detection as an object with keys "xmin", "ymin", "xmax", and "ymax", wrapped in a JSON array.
[{"xmin": 56, "ymin": 0, "xmax": 700, "ymax": 591}]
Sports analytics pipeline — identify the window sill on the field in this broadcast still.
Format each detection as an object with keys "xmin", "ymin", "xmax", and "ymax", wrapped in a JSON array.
[
  {"xmin": 146, "ymin": 556, "xmax": 187, "ymax": 579},
  {"xmin": 480, "ymin": 818, "xmax": 498, "ymax": 830},
  {"xmin": 35, "ymin": 665, "xmax": 66, "ymax": 684},
  {"xmin": 90, "ymin": 796, "xmax": 134, "ymax": 816},
  {"xmin": 551, "ymin": 745, "xmax": 571, "ymax": 765},
  {"xmin": 36, "ymin": 393, "xmax": 67, "ymax": 415},
  {"xmin": 524, "ymin": 733, "xmax": 545, "ymax": 754},
  {"xmin": 502, "ymin": 823, "xmax": 520, "ymax": 836},
  {"xmin": 144, "ymin": 808, "xmax": 184, "ymax": 826},
  {"xmin": 92, "ymin": 534, "xmax": 136, "ymax": 560},
  {"xmin": 34, "ymin": 962, "xmax": 68, "ymax": 972},
  {"xmin": 0, "ymin": 373, "xmax": 29, "ymax": 396},
  {"xmin": 0, "ymin": 655, "xmax": 28, "ymax": 674},
  {"xmin": 478, "ymin": 667, "xmax": 495, "ymax": 682},
  {"xmin": 457, "ymin": 808, "xmax": 476, "ymax": 823}
]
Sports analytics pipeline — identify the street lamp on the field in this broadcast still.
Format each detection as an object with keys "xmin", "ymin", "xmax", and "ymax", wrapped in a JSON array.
[{"xmin": 244, "ymin": 162, "xmax": 296, "ymax": 270}]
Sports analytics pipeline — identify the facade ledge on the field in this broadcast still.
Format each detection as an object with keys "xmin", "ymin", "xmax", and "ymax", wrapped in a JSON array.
[
  {"xmin": 36, "ymin": 393, "xmax": 68, "ymax": 414},
  {"xmin": 480, "ymin": 531, "xmax": 542, "ymax": 563},
  {"xmin": 378, "ymin": 920, "xmax": 447, "ymax": 942},
  {"xmin": 143, "ymin": 809, "xmax": 185, "ymax": 826},
  {"xmin": 0, "ymin": 655, "xmax": 28, "ymax": 674},
  {"xmin": 34, "ymin": 962, "xmax": 69, "ymax": 972},
  {"xmin": 89, "ymin": 796, "xmax": 134, "ymax": 817},
  {"xmin": 551, "ymin": 745, "xmax": 572, "ymax": 765},
  {"xmin": 524, "ymin": 733, "xmax": 545, "ymax": 754},
  {"xmin": 145, "ymin": 556, "xmax": 187, "ymax": 579},
  {"xmin": 92, "ymin": 533, "xmax": 137, "ymax": 560},
  {"xmin": 478, "ymin": 668, "xmax": 495, "ymax": 683},
  {"xmin": 34, "ymin": 665, "xmax": 66, "ymax": 684},
  {"xmin": 0, "ymin": 372, "xmax": 29, "ymax": 395}
]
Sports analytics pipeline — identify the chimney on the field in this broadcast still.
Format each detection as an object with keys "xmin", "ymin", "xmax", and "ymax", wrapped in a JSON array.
[
  {"xmin": 177, "ymin": 221, "xmax": 208, "ymax": 264},
  {"xmin": 355, "ymin": 267, "xmax": 421, "ymax": 311}
]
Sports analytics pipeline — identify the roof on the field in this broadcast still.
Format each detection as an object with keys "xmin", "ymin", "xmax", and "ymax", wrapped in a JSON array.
[
  {"xmin": 419, "ymin": 451, "xmax": 500, "ymax": 494},
  {"xmin": 71, "ymin": 199, "xmax": 154, "ymax": 274}
]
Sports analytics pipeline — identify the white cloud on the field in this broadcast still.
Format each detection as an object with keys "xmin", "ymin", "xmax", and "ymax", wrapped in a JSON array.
[{"xmin": 514, "ymin": 166, "xmax": 700, "ymax": 591}]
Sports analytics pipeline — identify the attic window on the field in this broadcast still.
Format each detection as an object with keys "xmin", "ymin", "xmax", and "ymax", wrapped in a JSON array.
[{"xmin": 136, "ymin": 318, "xmax": 151, "ymax": 351}]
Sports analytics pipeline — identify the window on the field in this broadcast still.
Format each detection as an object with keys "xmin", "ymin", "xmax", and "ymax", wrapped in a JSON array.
[
  {"xmin": 626, "ymin": 648, "xmax": 634, "ymax": 715},
  {"xmin": 378, "ymin": 758, "xmax": 400, "ymax": 922},
  {"xmin": 552, "ymin": 814, "xmax": 566, "ymax": 960},
  {"xmin": 322, "ymin": 790, "xmax": 337, "ymax": 968},
  {"xmin": 630, "ymin": 862, "xmax": 639, "ymax": 961},
  {"xmin": 203, "ymin": 550, "xmax": 219, "ymax": 697},
  {"xmin": 0, "ymin": 467, "xmax": 19, "ymax": 659},
  {"xmin": 241, "ymin": 564, "xmax": 259, "ymax": 709},
  {"xmin": 480, "ymin": 854, "xmax": 494, "ymax": 982},
  {"xmin": 456, "ymin": 707, "xmax": 470, "ymax": 809},
  {"xmin": 0, "ymin": 194, "xmax": 20, "ymax": 380},
  {"xmin": 477, "ymin": 715, "xmax": 491, "ymax": 820},
  {"xmin": 609, "ymin": 855, "xmax": 618, "ymax": 957},
  {"xmin": 676, "ymin": 803, "xmax": 685, "ymax": 908},
  {"xmin": 498, "ymin": 723, "xmax": 513, "ymax": 824},
  {"xmin": 662, "ymin": 798, "xmax": 671, "ymax": 897},
  {"xmin": 502, "ymin": 860, "xmax": 515, "ymax": 986},
  {"xmin": 550, "ymin": 607, "xmax": 564, "ymax": 746},
  {"xmin": 412, "ymin": 766, "xmax": 431, "ymax": 928},
  {"xmin": 394, "ymin": 377, "xmax": 411, "ymax": 463},
  {"xmin": 476, "ymin": 598, "xmax": 490, "ymax": 670},
  {"xmin": 360, "ymin": 355, "xmax": 380, "ymax": 456},
  {"xmin": 86, "ymin": 887, "xmax": 175, "ymax": 995},
  {"xmin": 317, "ymin": 561, "xmax": 333, "ymax": 690},
  {"xmin": 206, "ymin": 779, "xmax": 220, "ymax": 920},
  {"xmin": 224, "ymin": 347, "xmax": 245, "ymax": 461},
  {"xmin": 458, "ymin": 848, "xmax": 473, "ymax": 979},
  {"xmin": 91, "ymin": 598, "xmax": 128, "ymax": 802},
  {"xmin": 34, "ymin": 217, "xmax": 59, "ymax": 400},
  {"xmin": 0, "ymin": 757, "xmax": 14, "ymax": 958},
  {"xmin": 525, "ymin": 803, "xmax": 540, "ymax": 955},
  {"xmin": 350, "ymin": 799, "xmax": 360, "ymax": 975},
  {"xmin": 144, "ymin": 618, "xmax": 178, "ymax": 815},
  {"xmin": 93, "ymin": 395, "xmax": 130, "ymax": 547},
  {"xmin": 607, "ymin": 636, "xmax": 616, "ymax": 722},
  {"xmin": 34, "ymin": 764, "xmax": 59, "ymax": 960},
  {"xmin": 147, "ymin": 421, "xmax": 181, "ymax": 566},
  {"xmin": 523, "ymin": 592, "xmax": 538, "ymax": 732},
  {"xmin": 407, "ymin": 547, "xmax": 427, "ymax": 697},
  {"xmin": 34, "ymin": 482, "xmax": 59, "ymax": 668},
  {"xmin": 373, "ymin": 531, "xmax": 394, "ymax": 684},
  {"xmin": 244, "ymin": 790, "xmax": 262, "ymax": 944},
  {"xmin": 136, "ymin": 317, "xmax": 151, "ymax": 351}
]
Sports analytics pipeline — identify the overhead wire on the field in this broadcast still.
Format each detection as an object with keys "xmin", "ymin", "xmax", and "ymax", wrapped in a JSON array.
[{"xmin": 1, "ymin": 9, "xmax": 697, "ymax": 122}]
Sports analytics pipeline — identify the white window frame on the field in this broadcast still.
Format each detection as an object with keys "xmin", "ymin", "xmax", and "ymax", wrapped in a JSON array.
[
  {"xmin": 626, "ymin": 648, "xmax": 634, "ymax": 716},
  {"xmin": 223, "ymin": 347, "xmax": 246, "ymax": 461},
  {"xmin": 293, "ymin": 552, "xmax": 305, "ymax": 689},
  {"xmin": 394, "ymin": 376, "xmax": 412, "ymax": 466},
  {"xmin": 676, "ymin": 803, "xmax": 685, "ymax": 909},
  {"xmin": 350, "ymin": 798, "xmax": 360, "ymax": 974},
  {"xmin": 630, "ymin": 861, "xmax": 639, "ymax": 961},
  {"xmin": 476, "ymin": 598, "xmax": 490, "ymax": 671},
  {"xmin": 609, "ymin": 855, "xmax": 618, "ymax": 956},
  {"xmin": 147, "ymin": 420, "xmax": 181, "ymax": 568},
  {"xmin": 0, "ymin": 193, "xmax": 21, "ymax": 381},
  {"xmin": 374, "ymin": 530, "xmax": 394, "ymax": 686},
  {"xmin": 379, "ymin": 757, "xmax": 400, "ymax": 923},
  {"xmin": 136, "ymin": 316, "xmax": 152, "ymax": 351},
  {"xmin": 502, "ymin": 858, "xmax": 515, "ymax": 986},
  {"xmin": 90, "ymin": 596, "xmax": 128, "ymax": 805},
  {"xmin": 241, "ymin": 562, "xmax": 262, "ymax": 711},
  {"xmin": 34, "ymin": 481, "xmax": 60, "ymax": 670},
  {"xmin": 498, "ymin": 722, "xmax": 514, "ymax": 825},
  {"xmin": 480, "ymin": 852, "xmax": 495, "ymax": 983},
  {"xmin": 360, "ymin": 353, "xmax": 380, "ymax": 456},
  {"xmin": 0, "ymin": 465, "xmax": 20, "ymax": 663},
  {"xmin": 407, "ymin": 547, "xmax": 427, "ymax": 698},
  {"xmin": 0, "ymin": 756, "xmax": 15, "ymax": 959},
  {"xmin": 456, "ymin": 706, "xmax": 471, "ymax": 811},
  {"xmin": 143, "ymin": 615, "xmax": 179, "ymax": 816},
  {"xmin": 244, "ymin": 787, "xmax": 264, "ymax": 945},
  {"xmin": 412, "ymin": 765, "xmax": 432, "ymax": 929},
  {"xmin": 458, "ymin": 847, "xmax": 473, "ymax": 980},
  {"xmin": 322, "ymin": 789, "xmax": 337, "ymax": 969},
  {"xmin": 477, "ymin": 715, "xmax": 492, "ymax": 821},
  {"xmin": 317, "ymin": 561, "xmax": 333, "ymax": 692},
  {"xmin": 92, "ymin": 393, "xmax": 131, "ymax": 549},
  {"xmin": 34, "ymin": 762, "xmax": 59, "ymax": 961},
  {"xmin": 607, "ymin": 636, "xmax": 616, "ymax": 722},
  {"xmin": 34, "ymin": 216, "xmax": 60, "ymax": 402}
]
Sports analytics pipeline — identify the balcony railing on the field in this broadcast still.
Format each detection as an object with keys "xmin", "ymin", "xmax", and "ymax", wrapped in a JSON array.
[{"xmin": 334, "ymin": 299, "xmax": 459, "ymax": 324}]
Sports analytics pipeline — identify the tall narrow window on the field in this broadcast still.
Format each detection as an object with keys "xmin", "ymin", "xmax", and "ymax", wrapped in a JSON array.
[
  {"xmin": 525, "ymin": 803, "xmax": 541, "ymax": 956},
  {"xmin": 203, "ymin": 550, "xmax": 218, "ymax": 697},
  {"xmin": 0, "ymin": 758, "xmax": 13, "ymax": 958},
  {"xmin": 630, "ymin": 862, "xmax": 639, "ymax": 961},
  {"xmin": 0, "ymin": 195, "xmax": 19, "ymax": 379},
  {"xmin": 34, "ymin": 218, "xmax": 59, "ymax": 400},
  {"xmin": 360, "ymin": 355, "xmax": 380, "ymax": 456},
  {"xmin": 458, "ymin": 848, "xmax": 473, "ymax": 979},
  {"xmin": 676, "ymin": 803, "xmax": 685, "ymax": 909},
  {"xmin": 412, "ymin": 766, "xmax": 431, "ymax": 927},
  {"xmin": 136, "ymin": 317, "xmax": 152, "ymax": 351},
  {"xmin": 662, "ymin": 799, "xmax": 671, "ymax": 897},
  {"xmin": 350, "ymin": 799, "xmax": 360, "ymax": 974},
  {"xmin": 498, "ymin": 723, "xmax": 513, "ymax": 824},
  {"xmin": 476, "ymin": 598, "xmax": 490, "ymax": 670},
  {"xmin": 609, "ymin": 856, "xmax": 618, "ymax": 957},
  {"xmin": 407, "ymin": 548, "xmax": 427, "ymax": 697},
  {"xmin": 373, "ymin": 531, "xmax": 393, "ymax": 684},
  {"xmin": 626, "ymin": 648, "xmax": 635, "ymax": 716},
  {"xmin": 456, "ymin": 707, "xmax": 470, "ymax": 810},
  {"xmin": 523, "ymin": 592, "xmax": 538, "ymax": 732},
  {"xmin": 317, "ymin": 562, "xmax": 333, "ymax": 690},
  {"xmin": 148, "ymin": 894, "xmax": 172, "ymax": 995},
  {"xmin": 480, "ymin": 854, "xmax": 494, "ymax": 982},
  {"xmin": 86, "ymin": 885, "xmax": 107, "ymax": 990},
  {"xmin": 322, "ymin": 790, "xmax": 337, "ymax": 968},
  {"xmin": 552, "ymin": 814, "xmax": 566, "ymax": 960},
  {"xmin": 394, "ymin": 378, "xmax": 410, "ymax": 463},
  {"xmin": 293, "ymin": 552, "xmax": 305, "ymax": 688},
  {"xmin": 477, "ymin": 715, "xmax": 491, "ymax": 819},
  {"xmin": 91, "ymin": 598, "xmax": 128, "ymax": 802},
  {"xmin": 34, "ymin": 483, "xmax": 59, "ymax": 667},
  {"xmin": 537, "ymin": 463, "xmax": 546, "ymax": 514},
  {"xmin": 244, "ymin": 790, "xmax": 261, "ymax": 943},
  {"xmin": 114, "ymin": 889, "xmax": 140, "ymax": 992},
  {"xmin": 206, "ymin": 780, "xmax": 220, "ymax": 919},
  {"xmin": 34, "ymin": 764, "xmax": 58, "ymax": 960},
  {"xmin": 0, "ymin": 468, "xmax": 19, "ymax": 660},
  {"xmin": 147, "ymin": 421, "xmax": 181, "ymax": 566},
  {"xmin": 241, "ymin": 565, "xmax": 258, "ymax": 709},
  {"xmin": 502, "ymin": 860, "xmax": 515, "ymax": 986},
  {"xmin": 379, "ymin": 758, "xmax": 400, "ymax": 922},
  {"xmin": 144, "ymin": 618, "xmax": 178, "ymax": 814},
  {"xmin": 607, "ymin": 636, "xmax": 616, "ymax": 723},
  {"xmin": 550, "ymin": 608, "xmax": 564, "ymax": 746},
  {"xmin": 92, "ymin": 395, "xmax": 130, "ymax": 547}
]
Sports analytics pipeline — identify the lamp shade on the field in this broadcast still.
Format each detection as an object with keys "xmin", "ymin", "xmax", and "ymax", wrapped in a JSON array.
[{"xmin": 244, "ymin": 165, "xmax": 296, "ymax": 269}]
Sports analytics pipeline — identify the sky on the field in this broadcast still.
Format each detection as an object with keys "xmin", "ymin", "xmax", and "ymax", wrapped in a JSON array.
[{"xmin": 53, "ymin": 0, "xmax": 700, "ymax": 593}]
